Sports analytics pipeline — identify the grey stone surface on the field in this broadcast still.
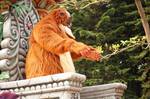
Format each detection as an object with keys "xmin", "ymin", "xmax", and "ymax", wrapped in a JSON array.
[
  {"xmin": 80, "ymin": 83, "xmax": 127, "ymax": 99},
  {"xmin": 0, "ymin": 73, "xmax": 86, "ymax": 99},
  {"xmin": 0, "ymin": 73, "xmax": 127, "ymax": 99},
  {"xmin": 0, "ymin": 0, "xmax": 39, "ymax": 81}
]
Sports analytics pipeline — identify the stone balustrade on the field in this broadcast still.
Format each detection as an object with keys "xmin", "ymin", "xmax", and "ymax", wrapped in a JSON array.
[
  {"xmin": 81, "ymin": 83, "xmax": 127, "ymax": 99},
  {"xmin": 0, "ymin": 73, "xmax": 127, "ymax": 99},
  {"xmin": 0, "ymin": 72, "xmax": 86, "ymax": 99}
]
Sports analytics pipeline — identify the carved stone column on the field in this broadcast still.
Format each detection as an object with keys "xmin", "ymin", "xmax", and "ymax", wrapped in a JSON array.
[
  {"xmin": 0, "ymin": 0, "xmax": 39, "ymax": 81},
  {"xmin": 0, "ymin": 72, "xmax": 86, "ymax": 99}
]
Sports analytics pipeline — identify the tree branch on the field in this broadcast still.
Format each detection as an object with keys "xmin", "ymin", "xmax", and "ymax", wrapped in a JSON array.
[
  {"xmin": 101, "ymin": 42, "xmax": 146, "ymax": 61},
  {"xmin": 80, "ymin": 0, "xmax": 110, "ymax": 10}
]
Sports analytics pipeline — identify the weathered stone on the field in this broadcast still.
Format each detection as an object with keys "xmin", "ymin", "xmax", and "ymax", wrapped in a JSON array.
[
  {"xmin": 0, "ymin": 73, "xmax": 86, "ymax": 99},
  {"xmin": 80, "ymin": 83, "xmax": 127, "ymax": 99},
  {"xmin": 0, "ymin": 0, "xmax": 39, "ymax": 81}
]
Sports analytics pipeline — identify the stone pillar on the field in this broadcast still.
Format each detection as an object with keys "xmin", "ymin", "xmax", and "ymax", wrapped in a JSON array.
[
  {"xmin": 0, "ymin": 72, "xmax": 86, "ymax": 99},
  {"xmin": 81, "ymin": 83, "xmax": 127, "ymax": 99}
]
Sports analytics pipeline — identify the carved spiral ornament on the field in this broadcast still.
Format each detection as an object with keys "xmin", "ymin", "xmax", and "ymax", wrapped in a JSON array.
[{"xmin": 0, "ymin": 0, "xmax": 39, "ymax": 81}]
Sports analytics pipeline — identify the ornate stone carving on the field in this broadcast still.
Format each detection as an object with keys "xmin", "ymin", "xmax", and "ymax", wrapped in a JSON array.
[
  {"xmin": 0, "ymin": 0, "xmax": 39, "ymax": 81},
  {"xmin": 0, "ymin": 72, "xmax": 127, "ymax": 99},
  {"xmin": 0, "ymin": 72, "xmax": 86, "ymax": 99}
]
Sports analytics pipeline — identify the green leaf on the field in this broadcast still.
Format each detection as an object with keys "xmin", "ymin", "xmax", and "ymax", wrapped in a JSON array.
[{"xmin": 0, "ymin": 72, "xmax": 9, "ymax": 80}]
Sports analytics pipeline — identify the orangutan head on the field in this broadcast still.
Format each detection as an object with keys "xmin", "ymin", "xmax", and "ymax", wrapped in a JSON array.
[{"xmin": 50, "ymin": 8, "xmax": 72, "ymax": 27}]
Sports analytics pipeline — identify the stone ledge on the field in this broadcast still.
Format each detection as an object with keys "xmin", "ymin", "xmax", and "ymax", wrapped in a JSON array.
[
  {"xmin": 0, "ymin": 72, "xmax": 86, "ymax": 89},
  {"xmin": 81, "ymin": 83, "xmax": 127, "ymax": 99},
  {"xmin": 0, "ymin": 73, "xmax": 127, "ymax": 99},
  {"xmin": 0, "ymin": 73, "xmax": 86, "ymax": 99},
  {"xmin": 81, "ymin": 83, "xmax": 127, "ymax": 92}
]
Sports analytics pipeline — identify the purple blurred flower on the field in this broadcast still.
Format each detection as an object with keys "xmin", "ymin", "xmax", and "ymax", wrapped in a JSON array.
[{"xmin": 0, "ymin": 91, "xmax": 19, "ymax": 99}]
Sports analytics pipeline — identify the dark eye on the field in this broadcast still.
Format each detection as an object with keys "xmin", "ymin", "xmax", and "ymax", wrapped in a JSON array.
[{"xmin": 60, "ymin": 12, "xmax": 65, "ymax": 16}]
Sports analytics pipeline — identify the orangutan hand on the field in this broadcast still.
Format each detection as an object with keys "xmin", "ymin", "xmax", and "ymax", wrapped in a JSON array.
[{"xmin": 80, "ymin": 47, "xmax": 100, "ymax": 61}]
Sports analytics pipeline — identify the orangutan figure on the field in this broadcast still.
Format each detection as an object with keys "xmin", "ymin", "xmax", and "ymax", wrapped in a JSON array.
[{"xmin": 25, "ymin": 8, "xmax": 100, "ymax": 79}]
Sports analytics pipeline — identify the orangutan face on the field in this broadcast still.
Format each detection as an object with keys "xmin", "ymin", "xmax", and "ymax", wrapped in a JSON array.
[
  {"xmin": 64, "ymin": 10, "xmax": 72, "ymax": 27},
  {"xmin": 52, "ymin": 8, "xmax": 72, "ymax": 27}
]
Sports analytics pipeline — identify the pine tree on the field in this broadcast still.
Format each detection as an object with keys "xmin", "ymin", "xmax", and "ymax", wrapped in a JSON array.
[{"xmin": 69, "ymin": 0, "xmax": 150, "ymax": 98}]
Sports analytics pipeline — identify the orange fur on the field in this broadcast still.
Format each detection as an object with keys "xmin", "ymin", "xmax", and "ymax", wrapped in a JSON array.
[
  {"xmin": 36, "ymin": 8, "xmax": 49, "ymax": 19},
  {"xmin": 25, "ymin": 8, "xmax": 87, "ymax": 79}
]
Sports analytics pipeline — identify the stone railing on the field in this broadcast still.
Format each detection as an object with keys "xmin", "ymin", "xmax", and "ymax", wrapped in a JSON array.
[
  {"xmin": 0, "ymin": 73, "xmax": 127, "ymax": 99},
  {"xmin": 0, "ymin": 72, "xmax": 86, "ymax": 99},
  {"xmin": 81, "ymin": 83, "xmax": 127, "ymax": 99}
]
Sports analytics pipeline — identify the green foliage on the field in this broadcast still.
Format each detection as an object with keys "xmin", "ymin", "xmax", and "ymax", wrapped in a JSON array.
[
  {"xmin": 68, "ymin": 0, "xmax": 150, "ymax": 98},
  {"xmin": 0, "ymin": 72, "xmax": 9, "ymax": 80}
]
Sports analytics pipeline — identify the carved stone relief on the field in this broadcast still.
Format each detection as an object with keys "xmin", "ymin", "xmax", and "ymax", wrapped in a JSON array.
[{"xmin": 0, "ymin": 0, "xmax": 39, "ymax": 81}]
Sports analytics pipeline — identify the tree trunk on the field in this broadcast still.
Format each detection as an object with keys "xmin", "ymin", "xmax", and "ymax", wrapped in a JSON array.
[{"xmin": 135, "ymin": 0, "xmax": 150, "ymax": 49}]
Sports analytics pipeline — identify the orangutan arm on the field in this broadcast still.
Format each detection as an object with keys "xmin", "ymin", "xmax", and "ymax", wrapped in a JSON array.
[
  {"xmin": 70, "ymin": 42, "xmax": 101, "ymax": 61},
  {"xmin": 70, "ymin": 42, "xmax": 88, "ymax": 60},
  {"xmin": 33, "ymin": 25, "xmax": 87, "ymax": 55},
  {"xmin": 71, "ymin": 52, "xmax": 81, "ymax": 60}
]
